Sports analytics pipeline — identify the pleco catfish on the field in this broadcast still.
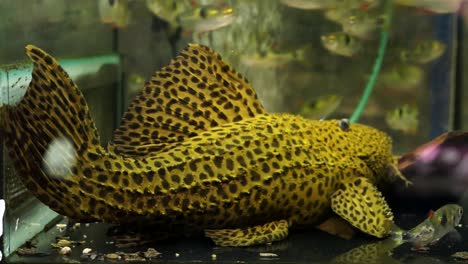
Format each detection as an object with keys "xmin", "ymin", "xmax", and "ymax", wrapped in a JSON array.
[{"xmin": 0, "ymin": 44, "xmax": 410, "ymax": 247}]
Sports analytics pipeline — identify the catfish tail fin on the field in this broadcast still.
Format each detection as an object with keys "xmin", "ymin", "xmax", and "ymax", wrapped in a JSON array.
[
  {"xmin": 0, "ymin": 45, "xmax": 104, "ymax": 221},
  {"xmin": 18, "ymin": 45, "xmax": 102, "ymax": 154}
]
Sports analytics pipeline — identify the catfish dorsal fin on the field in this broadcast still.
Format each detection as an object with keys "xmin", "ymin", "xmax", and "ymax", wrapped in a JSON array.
[{"xmin": 111, "ymin": 43, "xmax": 266, "ymax": 157}]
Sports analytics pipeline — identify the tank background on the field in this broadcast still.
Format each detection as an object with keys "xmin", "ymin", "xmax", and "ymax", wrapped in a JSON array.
[
  {"xmin": 122, "ymin": 0, "xmax": 452, "ymax": 155},
  {"xmin": 459, "ymin": 11, "xmax": 468, "ymax": 227},
  {"xmin": 462, "ymin": 16, "xmax": 468, "ymax": 131}
]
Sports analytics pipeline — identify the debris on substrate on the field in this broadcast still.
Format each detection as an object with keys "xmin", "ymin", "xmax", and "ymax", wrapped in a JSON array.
[
  {"xmin": 59, "ymin": 246, "xmax": 71, "ymax": 255},
  {"xmin": 80, "ymin": 247, "xmax": 161, "ymax": 262},
  {"xmin": 82, "ymin": 248, "xmax": 92, "ymax": 254},
  {"xmin": 16, "ymin": 241, "xmax": 51, "ymax": 257},
  {"xmin": 50, "ymin": 237, "xmax": 85, "ymax": 248}
]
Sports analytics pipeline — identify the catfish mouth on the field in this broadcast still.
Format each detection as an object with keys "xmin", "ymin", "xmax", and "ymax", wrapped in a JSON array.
[
  {"xmin": 357, "ymin": 152, "xmax": 408, "ymax": 186},
  {"xmin": 386, "ymin": 163, "xmax": 411, "ymax": 186},
  {"xmin": 357, "ymin": 153, "xmax": 380, "ymax": 173},
  {"xmin": 354, "ymin": 153, "xmax": 385, "ymax": 184}
]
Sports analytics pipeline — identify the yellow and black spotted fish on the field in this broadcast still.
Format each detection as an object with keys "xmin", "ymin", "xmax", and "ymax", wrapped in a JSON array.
[{"xmin": 0, "ymin": 43, "xmax": 410, "ymax": 247}]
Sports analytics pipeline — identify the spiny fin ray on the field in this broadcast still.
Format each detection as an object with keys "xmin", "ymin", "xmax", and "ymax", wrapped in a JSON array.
[
  {"xmin": 331, "ymin": 177, "xmax": 394, "ymax": 238},
  {"xmin": 111, "ymin": 43, "xmax": 266, "ymax": 157}
]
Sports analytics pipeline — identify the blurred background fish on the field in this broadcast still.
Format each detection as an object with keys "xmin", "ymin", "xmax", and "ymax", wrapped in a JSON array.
[
  {"xmin": 240, "ymin": 48, "xmax": 306, "ymax": 69},
  {"xmin": 399, "ymin": 39, "xmax": 446, "ymax": 64},
  {"xmin": 147, "ymin": 0, "xmax": 234, "ymax": 34},
  {"xmin": 127, "ymin": 73, "xmax": 146, "ymax": 97},
  {"xmin": 297, "ymin": 94, "xmax": 343, "ymax": 120},
  {"xmin": 99, "ymin": 0, "xmax": 131, "ymax": 28},
  {"xmin": 146, "ymin": 0, "xmax": 189, "ymax": 26},
  {"xmin": 340, "ymin": 9, "xmax": 387, "ymax": 39},
  {"xmin": 325, "ymin": 7, "xmax": 352, "ymax": 23},
  {"xmin": 342, "ymin": 0, "xmax": 381, "ymax": 10},
  {"xmin": 377, "ymin": 64, "xmax": 424, "ymax": 90},
  {"xmin": 395, "ymin": 0, "xmax": 465, "ymax": 13},
  {"xmin": 280, "ymin": 0, "xmax": 380, "ymax": 10},
  {"xmin": 279, "ymin": 0, "xmax": 340, "ymax": 10},
  {"xmin": 385, "ymin": 104, "xmax": 419, "ymax": 134},
  {"xmin": 178, "ymin": 3, "xmax": 235, "ymax": 34},
  {"xmin": 395, "ymin": 0, "xmax": 468, "ymax": 30},
  {"xmin": 321, "ymin": 32, "xmax": 362, "ymax": 57}
]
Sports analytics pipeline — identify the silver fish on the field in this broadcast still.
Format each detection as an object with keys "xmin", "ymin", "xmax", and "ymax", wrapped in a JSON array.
[
  {"xmin": 321, "ymin": 32, "xmax": 362, "ymax": 57},
  {"xmin": 405, "ymin": 204, "xmax": 463, "ymax": 249}
]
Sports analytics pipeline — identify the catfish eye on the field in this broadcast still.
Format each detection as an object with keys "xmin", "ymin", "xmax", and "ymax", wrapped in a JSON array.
[{"xmin": 338, "ymin": 118, "xmax": 350, "ymax": 131}]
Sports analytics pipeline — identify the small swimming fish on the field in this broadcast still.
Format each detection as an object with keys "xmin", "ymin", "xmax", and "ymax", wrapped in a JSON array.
[
  {"xmin": 341, "ymin": 0, "xmax": 381, "ymax": 10},
  {"xmin": 129, "ymin": 73, "xmax": 146, "ymax": 85},
  {"xmin": 178, "ymin": 3, "xmax": 235, "ymax": 34},
  {"xmin": 240, "ymin": 48, "xmax": 306, "ymax": 68},
  {"xmin": 127, "ymin": 73, "xmax": 147, "ymax": 95},
  {"xmin": 395, "ymin": 0, "xmax": 464, "ymax": 13},
  {"xmin": 333, "ymin": 204, "xmax": 463, "ymax": 262},
  {"xmin": 98, "ymin": 0, "xmax": 131, "ymax": 28},
  {"xmin": 325, "ymin": 8, "xmax": 352, "ymax": 23},
  {"xmin": 146, "ymin": 0, "xmax": 234, "ymax": 35},
  {"xmin": 298, "ymin": 95, "xmax": 343, "ymax": 120},
  {"xmin": 321, "ymin": 32, "xmax": 362, "ymax": 57},
  {"xmin": 280, "ymin": 0, "xmax": 379, "ymax": 10},
  {"xmin": 324, "ymin": 0, "xmax": 381, "ymax": 23},
  {"xmin": 145, "ymin": 0, "xmax": 190, "ymax": 25},
  {"xmin": 405, "ymin": 204, "xmax": 463, "ymax": 249},
  {"xmin": 279, "ymin": 0, "xmax": 340, "ymax": 10},
  {"xmin": 377, "ymin": 64, "xmax": 424, "ymax": 90},
  {"xmin": 385, "ymin": 104, "xmax": 419, "ymax": 135},
  {"xmin": 341, "ymin": 10, "xmax": 387, "ymax": 39},
  {"xmin": 400, "ymin": 40, "xmax": 446, "ymax": 64}
]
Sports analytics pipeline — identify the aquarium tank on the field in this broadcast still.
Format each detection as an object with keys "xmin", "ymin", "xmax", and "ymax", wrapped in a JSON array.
[{"xmin": 1, "ymin": 0, "xmax": 468, "ymax": 263}]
